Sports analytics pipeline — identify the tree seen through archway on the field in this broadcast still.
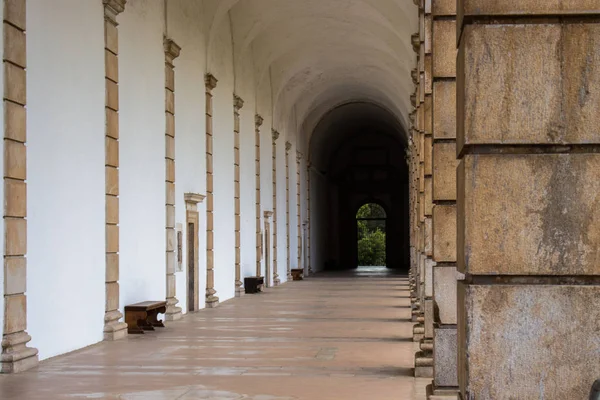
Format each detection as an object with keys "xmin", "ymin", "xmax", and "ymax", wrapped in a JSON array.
[{"xmin": 356, "ymin": 203, "xmax": 386, "ymax": 266}]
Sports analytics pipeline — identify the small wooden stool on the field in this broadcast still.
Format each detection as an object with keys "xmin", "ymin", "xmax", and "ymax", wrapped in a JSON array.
[
  {"xmin": 244, "ymin": 276, "xmax": 264, "ymax": 294},
  {"xmin": 291, "ymin": 268, "xmax": 304, "ymax": 280},
  {"xmin": 124, "ymin": 301, "xmax": 167, "ymax": 334}
]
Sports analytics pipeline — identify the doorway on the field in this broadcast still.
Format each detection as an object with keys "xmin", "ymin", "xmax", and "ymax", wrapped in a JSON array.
[
  {"xmin": 263, "ymin": 211, "xmax": 273, "ymax": 287},
  {"xmin": 356, "ymin": 203, "xmax": 387, "ymax": 267}
]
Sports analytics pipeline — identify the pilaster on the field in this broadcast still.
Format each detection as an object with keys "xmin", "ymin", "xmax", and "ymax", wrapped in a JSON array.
[
  {"xmin": 164, "ymin": 38, "xmax": 182, "ymax": 320},
  {"xmin": 1, "ymin": 0, "xmax": 39, "ymax": 373},
  {"xmin": 233, "ymin": 95, "xmax": 244, "ymax": 296},
  {"xmin": 204, "ymin": 73, "xmax": 219, "ymax": 308},
  {"xmin": 296, "ymin": 151, "xmax": 302, "ymax": 272},
  {"xmin": 305, "ymin": 162, "xmax": 312, "ymax": 275},
  {"xmin": 428, "ymin": 0, "xmax": 459, "ymax": 397},
  {"xmin": 103, "ymin": 0, "xmax": 128, "ymax": 340},
  {"xmin": 254, "ymin": 115, "xmax": 263, "ymax": 278},
  {"xmin": 271, "ymin": 129, "xmax": 280, "ymax": 286},
  {"xmin": 285, "ymin": 141, "xmax": 292, "ymax": 281}
]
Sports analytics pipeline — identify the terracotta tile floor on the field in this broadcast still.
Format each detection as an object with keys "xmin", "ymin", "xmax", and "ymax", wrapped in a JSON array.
[{"xmin": 0, "ymin": 267, "xmax": 428, "ymax": 399}]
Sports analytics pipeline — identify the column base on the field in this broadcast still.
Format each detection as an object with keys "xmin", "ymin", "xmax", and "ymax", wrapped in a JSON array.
[
  {"xmin": 414, "ymin": 352, "xmax": 433, "ymax": 377},
  {"xmin": 286, "ymin": 272, "xmax": 293, "ymax": 281},
  {"xmin": 235, "ymin": 286, "xmax": 245, "ymax": 297},
  {"xmin": 103, "ymin": 310, "xmax": 128, "ymax": 340},
  {"xmin": 206, "ymin": 295, "xmax": 220, "ymax": 308},
  {"xmin": 273, "ymin": 275, "xmax": 281, "ymax": 286},
  {"xmin": 426, "ymin": 384, "xmax": 459, "ymax": 400},
  {"xmin": 1, "ymin": 331, "xmax": 39, "ymax": 373},
  {"xmin": 165, "ymin": 298, "xmax": 183, "ymax": 321},
  {"xmin": 413, "ymin": 324, "xmax": 424, "ymax": 342}
]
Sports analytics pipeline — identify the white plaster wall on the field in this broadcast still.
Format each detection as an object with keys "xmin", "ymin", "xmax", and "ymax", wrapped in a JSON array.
[
  {"xmin": 209, "ymin": 17, "xmax": 236, "ymax": 302},
  {"xmin": 239, "ymin": 104, "xmax": 257, "ymax": 280},
  {"xmin": 118, "ymin": 0, "xmax": 166, "ymax": 309},
  {"xmin": 26, "ymin": 0, "xmax": 105, "ymax": 359},
  {"xmin": 167, "ymin": 0, "xmax": 207, "ymax": 313}
]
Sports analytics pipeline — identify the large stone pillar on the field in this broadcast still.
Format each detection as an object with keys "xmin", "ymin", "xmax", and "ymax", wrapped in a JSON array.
[
  {"xmin": 415, "ymin": 0, "xmax": 436, "ymax": 378},
  {"xmin": 233, "ymin": 95, "xmax": 244, "ymax": 297},
  {"xmin": 164, "ymin": 38, "xmax": 182, "ymax": 320},
  {"xmin": 102, "ymin": 0, "xmax": 128, "ymax": 340},
  {"xmin": 204, "ymin": 73, "xmax": 219, "ymax": 308},
  {"xmin": 271, "ymin": 129, "xmax": 280, "ymax": 286},
  {"xmin": 428, "ymin": 0, "xmax": 459, "ymax": 398},
  {"xmin": 1, "ymin": 0, "xmax": 39, "ymax": 373},
  {"xmin": 254, "ymin": 115, "xmax": 263, "ymax": 278},
  {"xmin": 457, "ymin": 3, "xmax": 600, "ymax": 399}
]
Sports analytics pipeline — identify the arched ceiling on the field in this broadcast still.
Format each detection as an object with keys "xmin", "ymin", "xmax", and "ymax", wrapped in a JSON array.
[
  {"xmin": 206, "ymin": 0, "xmax": 417, "ymax": 148},
  {"xmin": 310, "ymin": 102, "xmax": 406, "ymax": 171}
]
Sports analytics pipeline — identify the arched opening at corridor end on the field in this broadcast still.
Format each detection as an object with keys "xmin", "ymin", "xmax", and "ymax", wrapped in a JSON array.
[
  {"xmin": 308, "ymin": 102, "xmax": 409, "ymax": 274},
  {"xmin": 356, "ymin": 202, "xmax": 387, "ymax": 268}
]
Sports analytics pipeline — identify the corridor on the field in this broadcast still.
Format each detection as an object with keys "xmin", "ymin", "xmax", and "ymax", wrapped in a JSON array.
[{"xmin": 0, "ymin": 270, "xmax": 424, "ymax": 400}]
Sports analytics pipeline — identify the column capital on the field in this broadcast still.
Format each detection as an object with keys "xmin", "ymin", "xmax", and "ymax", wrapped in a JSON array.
[
  {"xmin": 164, "ymin": 38, "xmax": 181, "ymax": 64},
  {"xmin": 233, "ymin": 95, "xmax": 244, "ymax": 112},
  {"xmin": 411, "ymin": 33, "xmax": 420, "ymax": 53},
  {"xmin": 285, "ymin": 141, "xmax": 292, "ymax": 153},
  {"xmin": 296, "ymin": 151, "xmax": 303, "ymax": 161},
  {"xmin": 103, "ymin": 0, "xmax": 126, "ymax": 24},
  {"xmin": 272, "ymin": 129, "xmax": 280, "ymax": 142},
  {"xmin": 205, "ymin": 73, "xmax": 218, "ymax": 91},
  {"xmin": 255, "ymin": 114, "xmax": 264, "ymax": 128}
]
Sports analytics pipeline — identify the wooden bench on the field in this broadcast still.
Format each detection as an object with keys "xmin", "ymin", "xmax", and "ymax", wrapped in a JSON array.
[
  {"xmin": 291, "ymin": 268, "xmax": 304, "ymax": 281},
  {"xmin": 124, "ymin": 301, "xmax": 166, "ymax": 334},
  {"xmin": 244, "ymin": 276, "xmax": 264, "ymax": 294}
]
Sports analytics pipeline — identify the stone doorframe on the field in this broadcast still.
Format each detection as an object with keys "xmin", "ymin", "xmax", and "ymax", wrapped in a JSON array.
[
  {"xmin": 184, "ymin": 193, "xmax": 204, "ymax": 312},
  {"xmin": 263, "ymin": 211, "xmax": 273, "ymax": 287}
]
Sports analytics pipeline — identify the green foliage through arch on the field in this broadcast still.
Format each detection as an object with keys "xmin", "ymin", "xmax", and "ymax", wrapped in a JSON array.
[{"xmin": 356, "ymin": 203, "xmax": 386, "ymax": 266}]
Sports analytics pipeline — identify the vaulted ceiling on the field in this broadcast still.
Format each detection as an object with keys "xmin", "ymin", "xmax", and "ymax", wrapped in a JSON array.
[{"xmin": 204, "ymin": 0, "xmax": 416, "ymax": 148}]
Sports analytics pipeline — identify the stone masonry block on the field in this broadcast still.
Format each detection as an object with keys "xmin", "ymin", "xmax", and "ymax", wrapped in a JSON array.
[
  {"xmin": 5, "ymin": 0, "xmax": 26, "ymax": 31},
  {"xmin": 425, "ymin": 217, "xmax": 433, "ymax": 256},
  {"xmin": 458, "ymin": 284, "xmax": 600, "ymax": 400},
  {"xmin": 433, "ymin": 265, "xmax": 457, "ymax": 324},
  {"xmin": 106, "ymin": 224, "xmax": 119, "ymax": 253},
  {"xmin": 105, "ymin": 137, "xmax": 119, "ymax": 167},
  {"xmin": 165, "ymin": 89, "xmax": 174, "ymax": 114},
  {"xmin": 104, "ymin": 20, "xmax": 118, "ymax": 54},
  {"xmin": 105, "ymin": 49, "xmax": 118, "ymax": 83},
  {"xmin": 458, "ymin": 23, "xmax": 600, "ymax": 153},
  {"xmin": 105, "ymin": 194, "xmax": 118, "ymax": 225},
  {"xmin": 105, "ymin": 282, "xmax": 120, "ymax": 312},
  {"xmin": 425, "ymin": 177, "xmax": 433, "ymax": 216},
  {"xmin": 434, "ymin": 327, "xmax": 458, "ymax": 388},
  {"xmin": 458, "ymin": 0, "xmax": 598, "ymax": 23},
  {"xmin": 433, "ymin": 20, "xmax": 456, "ymax": 78},
  {"xmin": 433, "ymin": 80, "xmax": 456, "ymax": 140},
  {"xmin": 4, "ymin": 256, "xmax": 26, "ymax": 295},
  {"xmin": 432, "ymin": 205, "xmax": 456, "ymax": 263},
  {"xmin": 106, "ymin": 108, "xmax": 118, "ymax": 140},
  {"xmin": 4, "ymin": 140, "xmax": 26, "ymax": 180},
  {"xmin": 105, "ymin": 253, "xmax": 119, "ymax": 282},
  {"xmin": 3, "ymin": 294, "xmax": 26, "ymax": 334},
  {"xmin": 105, "ymin": 79, "xmax": 118, "ymax": 111},
  {"xmin": 105, "ymin": 166, "xmax": 119, "ymax": 196},
  {"xmin": 425, "ymin": 259, "xmax": 434, "ymax": 299},
  {"xmin": 5, "ymin": 178, "xmax": 26, "ymax": 217},
  {"xmin": 4, "ymin": 23, "xmax": 26, "ymax": 68},
  {"xmin": 458, "ymin": 154, "xmax": 600, "ymax": 275},
  {"xmin": 433, "ymin": 0, "xmax": 456, "ymax": 16},
  {"xmin": 166, "ymin": 228, "xmax": 176, "ymax": 252},
  {"xmin": 433, "ymin": 141, "xmax": 457, "ymax": 201},
  {"xmin": 424, "ymin": 135, "xmax": 433, "ymax": 175},
  {"xmin": 5, "ymin": 217, "xmax": 25, "ymax": 256}
]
